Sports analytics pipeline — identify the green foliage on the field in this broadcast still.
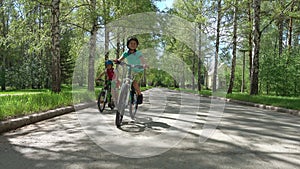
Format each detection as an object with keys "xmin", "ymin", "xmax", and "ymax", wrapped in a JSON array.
[
  {"xmin": 170, "ymin": 87, "xmax": 300, "ymax": 111},
  {"xmin": 0, "ymin": 85, "xmax": 151, "ymax": 121},
  {"xmin": 260, "ymin": 46, "xmax": 300, "ymax": 96},
  {"xmin": 0, "ymin": 92, "xmax": 73, "ymax": 120},
  {"xmin": 147, "ymin": 69, "xmax": 176, "ymax": 87},
  {"xmin": 61, "ymin": 29, "xmax": 76, "ymax": 84},
  {"xmin": 1, "ymin": 0, "xmax": 300, "ymax": 98},
  {"xmin": 227, "ymin": 93, "xmax": 300, "ymax": 111},
  {"xmin": 0, "ymin": 86, "xmax": 101, "ymax": 120}
]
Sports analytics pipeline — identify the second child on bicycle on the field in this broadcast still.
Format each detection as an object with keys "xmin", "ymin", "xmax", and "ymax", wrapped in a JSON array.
[
  {"xmin": 97, "ymin": 60, "xmax": 117, "ymax": 107},
  {"xmin": 114, "ymin": 37, "xmax": 147, "ymax": 104}
]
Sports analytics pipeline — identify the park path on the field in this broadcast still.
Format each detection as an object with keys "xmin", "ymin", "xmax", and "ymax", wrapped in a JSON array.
[{"xmin": 0, "ymin": 88, "xmax": 300, "ymax": 169}]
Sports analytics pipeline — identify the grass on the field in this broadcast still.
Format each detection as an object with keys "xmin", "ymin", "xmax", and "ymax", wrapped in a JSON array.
[
  {"xmin": 226, "ymin": 93, "xmax": 300, "ymax": 110},
  {"xmin": 0, "ymin": 85, "xmax": 151, "ymax": 121},
  {"xmin": 169, "ymin": 87, "xmax": 300, "ymax": 111},
  {"xmin": 0, "ymin": 91, "xmax": 74, "ymax": 120},
  {"xmin": 141, "ymin": 86, "xmax": 153, "ymax": 91},
  {"xmin": 0, "ymin": 86, "xmax": 103, "ymax": 121},
  {"xmin": 2, "ymin": 85, "xmax": 298, "ymax": 121}
]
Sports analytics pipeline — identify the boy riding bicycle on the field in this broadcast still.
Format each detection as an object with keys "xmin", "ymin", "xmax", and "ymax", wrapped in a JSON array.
[
  {"xmin": 114, "ymin": 37, "xmax": 147, "ymax": 104},
  {"xmin": 96, "ymin": 60, "xmax": 117, "ymax": 107}
]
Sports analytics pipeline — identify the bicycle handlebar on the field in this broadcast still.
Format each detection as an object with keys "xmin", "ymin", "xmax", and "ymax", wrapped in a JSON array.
[
  {"xmin": 116, "ymin": 61, "xmax": 144, "ymax": 69},
  {"xmin": 96, "ymin": 78, "xmax": 105, "ymax": 81}
]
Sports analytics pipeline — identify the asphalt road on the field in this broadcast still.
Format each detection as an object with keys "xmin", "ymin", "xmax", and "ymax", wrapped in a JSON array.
[{"xmin": 1, "ymin": 88, "xmax": 299, "ymax": 169}]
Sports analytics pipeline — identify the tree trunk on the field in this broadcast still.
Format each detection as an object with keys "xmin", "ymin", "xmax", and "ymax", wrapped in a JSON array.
[
  {"xmin": 197, "ymin": 23, "xmax": 202, "ymax": 91},
  {"xmin": 116, "ymin": 31, "xmax": 121, "ymax": 59},
  {"xmin": 287, "ymin": 2, "xmax": 294, "ymax": 51},
  {"xmin": 227, "ymin": 0, "xmax": 238, "ymax": 94},
  {"xmin": 181, "ymin": 58, "xmax": 185, "ymax": 89},
  {"xmin": 51, "ymin": 0, "xmax": 61, "ymax": 93},
  {"xmin": 105, "ymin": 26, "xmax": 109, "ymax": 60},
  {"xmin": 213, "ymin": 0, "xmax": 222, "ymax": 92},
  {"xmin": 241, "ymin": 52, "xmax": 246, "ymax": 92},
  {"xmin": 250, "ymin": 0, "xmax": 261, "ymax": 95},
  {"xmin": 248, "ymin": 0, "xmax": 253, "ymax": 81},
  {"xmin": 192, "ymin": 51, "xmax": 196, "ymax": 90},
  {"xmin": 88, "ymin": 0, "xmax": 97, "ymax": 92},
  {"xmin": 174, "ymin": 79, "xmax": 178, "ymax": 88},
  {"xmin": 0, "ymin": 56, "xmax": 5, "ymax": 91},
  {"xmin": 278, "ymin": 1, "xmax": 284, "ymax": 57},
  {"xmin": 0, "ymin": 0, "xmax": 6, "ymax": 91}
]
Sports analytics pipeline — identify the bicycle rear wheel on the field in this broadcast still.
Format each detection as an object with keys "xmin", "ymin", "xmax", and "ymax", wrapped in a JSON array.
[{"xmin": 97, "ymin": 90, "xmax": 106, "ymax": 113}]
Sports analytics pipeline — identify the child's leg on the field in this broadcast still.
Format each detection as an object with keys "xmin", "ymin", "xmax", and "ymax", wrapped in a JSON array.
[
  {"xmin": 133, "ymin": 80, "xmax": 141, "ymax": 95},
  {"xmin": 133, "ymin": 79, "xmax": 143, "ymax": 104}
]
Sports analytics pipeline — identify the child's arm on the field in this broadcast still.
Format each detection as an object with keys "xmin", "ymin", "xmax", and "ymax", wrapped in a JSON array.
[
  {"xmin": 96, "ymin": 70, "xmax": 106, "ymax": 80},
  {"xmin": 115, "ymin": 56, "xmax": 125, "ymax": 63}
]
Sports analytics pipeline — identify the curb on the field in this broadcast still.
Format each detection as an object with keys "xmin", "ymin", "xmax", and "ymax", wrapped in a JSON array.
[
  {"xmin": 0, "ymin": 102, "xmax": 96, "ymax": 134},
  {"xmin": 167, "ymin": 88, "xmax": 300, "ymax": 116},
  {"xmin": 203, "ymin": 95, "xmax": 300, "ymax": 116}
]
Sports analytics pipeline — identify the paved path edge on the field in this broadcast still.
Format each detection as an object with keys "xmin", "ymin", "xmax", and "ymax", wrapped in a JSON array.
[
  {"xmin": 172, "ymin": 88, "xmax": 300, "ymax": 116},
  {"xmin": 202, "ymin": 95, "xmax": 300, "ymax": 116},
  {"xmin": 1, "ymin": 88, "xmax": 299, "ymax": 134},
  {"xmin": 0, "ymin": 102, "xmax": 96, "ymax": 134}
]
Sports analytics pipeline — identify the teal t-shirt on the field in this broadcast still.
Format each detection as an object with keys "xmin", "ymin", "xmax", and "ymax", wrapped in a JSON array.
[{"xmin": 122, "ymin": 50, "xmax": 144, "ymax": 73}]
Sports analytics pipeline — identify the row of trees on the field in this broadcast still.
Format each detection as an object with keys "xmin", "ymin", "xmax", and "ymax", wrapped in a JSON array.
[
  {"xmin": 170, "ymin": 0, "xmax": 300, "ymax": 96},
  {"xmin": 0, "ymin": 0, "xmax": 300, "ymax": 96}
]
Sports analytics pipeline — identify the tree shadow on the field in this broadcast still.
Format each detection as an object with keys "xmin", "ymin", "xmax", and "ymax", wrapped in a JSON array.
[{"xmin": 0, "ymin": 88, "xmax": 300, "ymax": 168}]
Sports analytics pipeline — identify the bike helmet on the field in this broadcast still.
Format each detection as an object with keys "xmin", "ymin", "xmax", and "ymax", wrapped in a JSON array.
[
  {"xmin": 105, "ymin": 60, "xmax": 113, "ymax": 66},
  {"xmin": 126, "ymin": 37, "xmax": 139, "ymax": 49}
]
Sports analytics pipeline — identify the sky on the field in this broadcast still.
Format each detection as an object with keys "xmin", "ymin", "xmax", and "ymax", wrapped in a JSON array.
[{"xmin": 154, "ymin": 0, "xmax": 174, "ymax": 11}]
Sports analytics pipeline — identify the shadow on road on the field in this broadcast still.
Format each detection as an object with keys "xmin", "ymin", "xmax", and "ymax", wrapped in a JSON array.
[{"xmin": 0, "ymin": 88, "xmax": 300, "ymax": 168}]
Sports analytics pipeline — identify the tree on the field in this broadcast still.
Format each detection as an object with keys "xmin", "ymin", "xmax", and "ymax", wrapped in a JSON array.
[
  {"xmin": 250, "ymin": 0, "xmax": 261, "ymax": 95},
  {"xmin": 172, "ymin": 0, "xmax": 209, "ymax": 91},
  {"xmin": 87, "ymin": 0, "xmax": 98, "ymax": 92},
  {"xmin": 247, "ymin": 0, "xmax": 253, "ymax": 81},
  {"xmin": 51, "ymin": 0, "xmax": 61, "ymax": 93},
  {"xmin": 277, "ymin": 0, "xmax": 284, "ymax": 57},
  {"xmin": 227, "ymin": 0, "xmax": 238, "ymax": 94},
  {"xmin": 60, "ymin": 30, "xmax": 75, "ymax": 84},
  {"xmin": 213, "ymin": 0, "xmax": 222, "ymax": 92},
  {"xmin": 0, "ymin": 0, "xmax": 7, "ymax": 91}
]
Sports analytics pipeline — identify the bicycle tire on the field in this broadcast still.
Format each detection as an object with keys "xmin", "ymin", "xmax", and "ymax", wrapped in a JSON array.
[
  {"xmin": 129, "ymin": 91, "xmax": 138, "ymax": 120},
  {"xmin": 109, "ymin": 103, "xmax": 115, "ymax": 110},
  {"xmin": 97, "ymin": 90, "xmax": 106, "ymax": 112},
  {"xmin": 115, "ymin": 83, "xmax": 129, "ymax": 127},
  {"xmin": 115, "ymin": 111, "xmax": 123, "ymax": 128},
  {"xmin": 117, "ymin": 83, "xmax": 129, "ymax": 116}
]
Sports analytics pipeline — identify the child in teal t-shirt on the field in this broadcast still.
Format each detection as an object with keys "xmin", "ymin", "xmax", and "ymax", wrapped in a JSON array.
[{"xmin": 115, "ymin": 37, "xmax": 147, "ymax": 104}]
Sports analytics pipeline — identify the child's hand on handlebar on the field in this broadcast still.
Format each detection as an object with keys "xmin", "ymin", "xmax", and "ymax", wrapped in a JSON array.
[
  {"xmin": 143, "ymin": 64, "xmax": 149, "ymax": 69},
  {"xmin": 113, "ymin": 59, "xmax": 121, "ymax": 64}
]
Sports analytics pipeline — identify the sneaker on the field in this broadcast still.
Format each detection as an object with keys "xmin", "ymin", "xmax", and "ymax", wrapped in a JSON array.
[{"xmin": 137, "ymin": 94, "xmax": 143, "ymax": 104}]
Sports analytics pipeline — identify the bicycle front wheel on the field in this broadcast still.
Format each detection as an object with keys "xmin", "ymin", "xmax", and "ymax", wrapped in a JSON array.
[
  {"xmin": 129, "ymin": 91, "xmax": 138, "ymax": 120},
  {"xmin": 97, "ymin": 90, "xmax": 106, "ymax": 113},
  {"xmin": 115, "ymin": 111, "xmax": 123, "ymax": 128},
  {"xmin": 117, "ymin": 83, "xmax": 129, "ymax": 116}
]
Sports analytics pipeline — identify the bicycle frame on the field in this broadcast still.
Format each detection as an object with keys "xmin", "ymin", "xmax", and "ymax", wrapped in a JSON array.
[
  {"xmin": 116, "ymin": 62, "xmax": 143, "ymax": 115},
  {"xmin": 104, "ymin": 81, "xmax": 112, "ymax": 102}
]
